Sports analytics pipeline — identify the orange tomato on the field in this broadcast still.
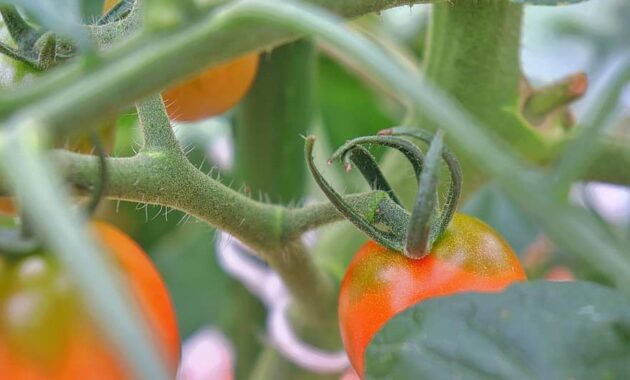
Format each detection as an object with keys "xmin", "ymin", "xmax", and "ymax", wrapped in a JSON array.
[
  {"xmin": 103, "ymin": 0, "xmax": 119, "ymax": 12},
  {"xmin": 0, "ymin": 221, "xmax": 180, "ymax": 379},
  {"xmin": 0, "ymin": 197, "xmax": 17, "ymax": 216},
  {"xmin": 338, "ymin": 214, "xmax": 526, "ymax": 377},
  {"xmin": 162, "ymin": 54, "xmax": 259, "ymax": 122},
  {"xmin": 104, "ymin": 0, "xmax": 259, "ymax": 122}
]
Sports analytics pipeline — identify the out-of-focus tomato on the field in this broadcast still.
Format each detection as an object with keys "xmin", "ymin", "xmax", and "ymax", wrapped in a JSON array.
[
  {"xmin": 338, "ymin": 213, "xmax": 527, "ymax": 377},
  {"xmin": 104, "ymin": 0, "xmax": 259, "ymax": 122},
  {"xmin": 162, "ymin": 54, "xmax": 259, "ymax": 122},
  {"xmin": 0, "ymin": 197, "xmax": 17, "ymax": 216},
  {"xmin": 0, "ymin": 221, "xmax": 180, "ymax": 379}
]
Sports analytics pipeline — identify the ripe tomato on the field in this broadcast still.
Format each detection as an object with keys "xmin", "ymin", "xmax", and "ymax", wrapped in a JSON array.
[
  {"xmin": 162, "ymin": 54, "xmax": 259, "ymax": 122},
  {"xmin": 104, "ymin": 0, "xmax": 259, "ymax": 122},
  {"xmin": 338, "ymin": 213, "xmax": 527, "ymax": 377},
  {"xmin": 0, "ymin": 221, "xmax": 180, "ymax": 379},
  {"xmin": 0, "ymin": 197, "xmax": 17, "ymax": 216}
]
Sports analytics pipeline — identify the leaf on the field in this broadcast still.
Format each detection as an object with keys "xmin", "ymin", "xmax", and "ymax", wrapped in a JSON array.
[
  {"xmin": 366, "ymin": 281, "xmax": 630, "ymax": 380},
  {"xmin": 510, "ymin": 0, "xmax": 591, "ymax": 4},
  {"xmin": 1, "ymin": 0, "xmax": 89, "ymax": 48}
]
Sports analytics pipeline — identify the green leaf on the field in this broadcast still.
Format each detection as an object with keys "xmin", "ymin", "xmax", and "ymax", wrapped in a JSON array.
[
  {"xmin": 1, "ymin": 0, "xmax": 89, "ymax": 48},
  {"xmin": 510, "ymin": 0, "xmax": 591, "ymax": 4},
  {"xmin": 366, "ymin": 281, "xmax": 630, "ymax": 380}
]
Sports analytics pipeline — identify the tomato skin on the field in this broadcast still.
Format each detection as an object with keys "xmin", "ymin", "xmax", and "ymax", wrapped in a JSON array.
[
  {"xmin": 0, "ymin": 221, "xmax": 180, "ymax": 380},
  {"xmin": 162, "ymin": 53, "xmax": 259, "ymax": 122},
  {"xmin": 0, "ymin": 197, "xmax": 17, "ymax": 216},
  {"xmin": 338, "ymin": 213, "xmax": 527, "ymax": 377}
]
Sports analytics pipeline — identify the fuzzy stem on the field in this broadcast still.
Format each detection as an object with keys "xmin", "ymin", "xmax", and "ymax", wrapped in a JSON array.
[
  {"xmin": 136, "ymin": 95, "xmax": 182, "ymax": 153},
  {"xmin": 46, "ymin": 150, "xmax": 386, "ymax": 325}
]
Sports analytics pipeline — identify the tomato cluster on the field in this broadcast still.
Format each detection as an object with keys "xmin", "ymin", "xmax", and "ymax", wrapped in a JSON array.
[
  {"xmin": 338, "ymin": 213, "xmax": 527, "ymax": 377},
  {"xmin": 0, "ymin": 222, "xmax": 180, "ymax": 379}
]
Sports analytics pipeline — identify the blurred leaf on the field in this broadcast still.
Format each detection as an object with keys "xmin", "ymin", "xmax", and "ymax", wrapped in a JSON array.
[
  {"xmin": 366, "ymin": 281, "xmax": 630, "ymax": 380},
  {"xmin": 151, "ymin": 223, "xmax": 234, "ymax": 336},
  {"xmin": 2, "ymin": 0, "xmax": 89, "ymax": 48},
  {"xmin": 463, "ymin": 185, "xmax": 540, "ymax": 255},
  {"xmin": 151, "ymin": 223, "xmax": 265, "ymax": 378},
  {"xmin": 318, "ymin": 56, "xmax": 396, "ymax": 149}
]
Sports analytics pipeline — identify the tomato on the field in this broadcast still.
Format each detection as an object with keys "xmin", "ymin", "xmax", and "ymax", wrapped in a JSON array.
[
  {"xmin": 0, "ymin": 221, "xmax": 180, "ymax": 379},
  {"xmin": 0, "ymin": 197, "xmax": 17, "ymax": 216},
  {"xmin": 338, "ymin": 213, "xmax": 527, "ymax": 377},
  {"xmin": 104, "ymin": 0, "xmax": 259, "ymax": 122},
  {"xmin": 103, "ymin": 0, "xmax": 118, "ymax": 11},
  {"xmin": 162, "ymin": 54, "xmax": 259, "ymax": 122}
]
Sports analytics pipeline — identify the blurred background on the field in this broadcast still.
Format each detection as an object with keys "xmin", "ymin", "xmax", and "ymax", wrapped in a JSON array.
[{"xmin": 2, "ymin": 0, "xmax": 629, "ymax": 378}]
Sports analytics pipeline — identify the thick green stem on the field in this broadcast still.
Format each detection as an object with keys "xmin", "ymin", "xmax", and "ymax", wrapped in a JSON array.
[
  {"xmin": 235, "ymin": 39, "xmax": 316, "ymax": 203},
  {"xmin": 234, "ymin": 39, "xmax": 340, "ymax": 379},
  {"xmin": 422, "ymin": 0, "xmax": 546, "ymax": 194}
]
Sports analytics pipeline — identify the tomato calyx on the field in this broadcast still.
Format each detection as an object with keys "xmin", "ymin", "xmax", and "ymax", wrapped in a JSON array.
[{"xmin": 305, "ymin": 127, "xmax": 462, "ymax": 259}]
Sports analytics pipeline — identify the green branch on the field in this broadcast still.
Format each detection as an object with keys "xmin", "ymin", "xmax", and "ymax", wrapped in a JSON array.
[
  {"xmin": 214, "ymin": 0, "xmax": 630, "ymax": 290},
  {"xmin": 0, "ymin": 0, "xmax": 426, "ymax": 126},
  {"xmin": 49, "ymin": 149, "xmax": 388, "ymax": 323},
  {"xmin": 136, "ymin": 95, "xmax": 182, "ymax": 152}
]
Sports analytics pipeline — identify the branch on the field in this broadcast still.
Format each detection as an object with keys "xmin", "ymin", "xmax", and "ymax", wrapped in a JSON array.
[
  {"xmin": 136, "ymin": 95, "xmax": 182, "ymax": 152},
  {"xmin": 217, "ymin": 0, "xmax": 630, "ymax": 291},
  {"xmin": 50, "ymin": 149, "xmax": 387, "ymax": 324},
  {"xmin": 0, "ymin": 0, "xmax": 429, "ymax": 129},
  {"xmin": 575, "ymin": 137, "xmax": 630, "ymax": 185}
]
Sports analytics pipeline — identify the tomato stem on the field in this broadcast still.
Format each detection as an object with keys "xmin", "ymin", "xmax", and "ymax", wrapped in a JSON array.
[
  {"xmin": 344, "ymin": 146, "xmax": 402, "ymax": 207},
  {"xmin": 309, "ymin": 129, "xmax": 462, "ymax": 258},
  {"xmin": 380, "ymin": 126, "xmax": 462, "ymax": 245},
  {"xmin": 404, "ymin": 130, "xmax": 444, "ymax": 258},
  {"xmin": 83, "ymin": 132, "xmax": 109, "ymax": 215},
  {"xmin": 305, "ymin": 136, "xmax": 407, "ymax": 252}
]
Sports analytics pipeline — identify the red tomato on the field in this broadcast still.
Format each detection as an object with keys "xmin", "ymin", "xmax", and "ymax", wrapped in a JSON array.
[
  {"xmin": 338, "ymin": 213, "xmax": 527, "ymax": 377},
  {"xmin": 0, "ymin": 221, "xmax": 180, "ymax": 379}
]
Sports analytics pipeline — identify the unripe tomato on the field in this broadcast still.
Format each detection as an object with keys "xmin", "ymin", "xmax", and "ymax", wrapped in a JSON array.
[
  {"xmin": 338, "ymin": 213, "xmax": 526, "ymax": 377},
  {"xmin": 104, "ymin": 0, "xmax": 259, "ymax": 122},
  {"xmin": 0, "ymin": 221, "xmax": 180, "ymax": 379}
]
